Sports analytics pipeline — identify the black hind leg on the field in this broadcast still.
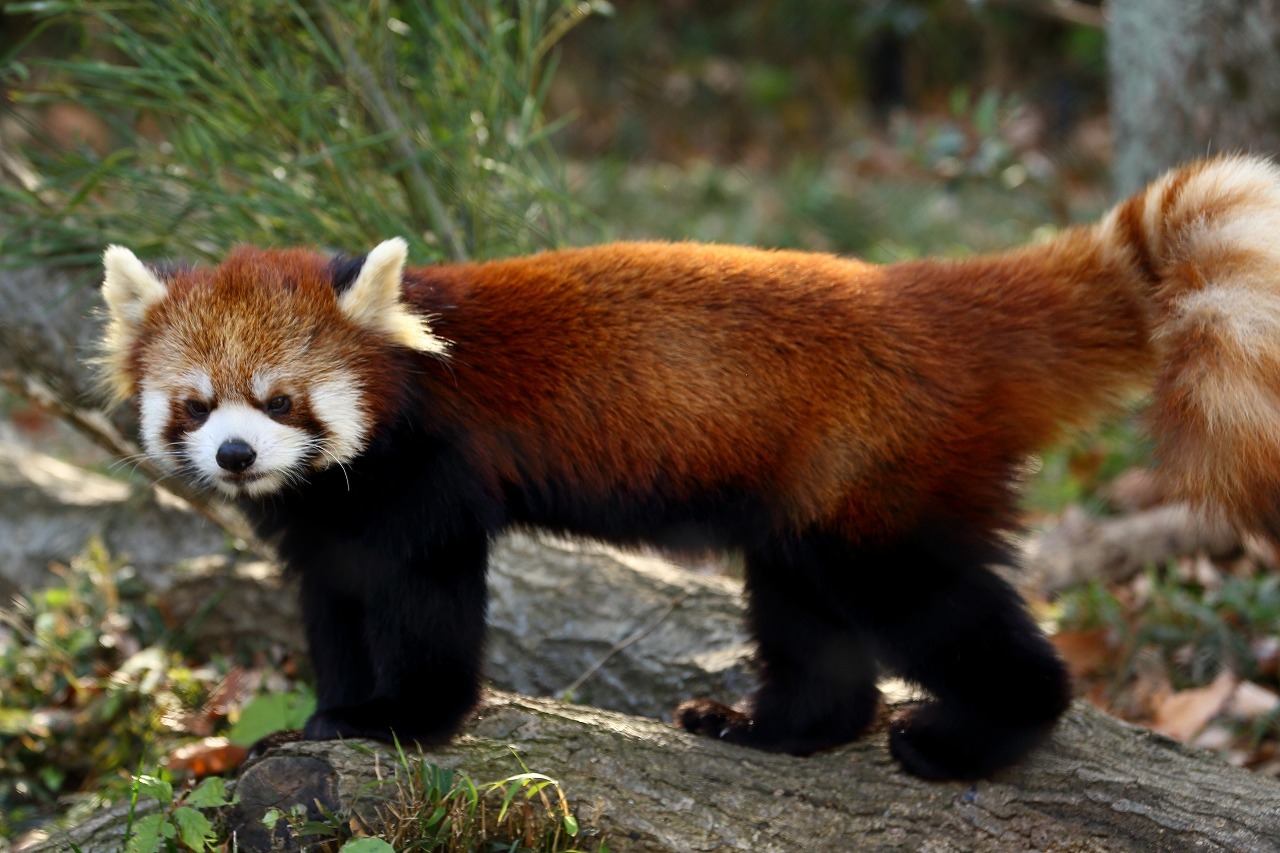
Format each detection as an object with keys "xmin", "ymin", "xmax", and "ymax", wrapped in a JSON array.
[
  {"xmin": 847, "ymin": 527, "xmax": 1071, "ymax": 780},
  {"xmin": 676, "ymin": 540, "xmax": 881, "ymax": 754}
]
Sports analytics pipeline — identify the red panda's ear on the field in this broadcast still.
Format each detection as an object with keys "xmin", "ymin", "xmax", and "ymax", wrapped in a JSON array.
[
  {"xmin": 339, "ymin": 237, "xmax": 448, "ymax": 354},
  {"xmin": 100, "ymin": 245, "xmax": 168, "ymax": 402},
  {"xmin": 103, "ymin": 245, "xmax": 168, "ymax": 328}
]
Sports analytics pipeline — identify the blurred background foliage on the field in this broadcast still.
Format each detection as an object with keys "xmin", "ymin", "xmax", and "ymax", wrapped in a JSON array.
[
  {"xmin": 0, "ymin": 0, "xmax": 593, "ymax": 266},
  {"xmin": 0, "ymin": 0, "xmax": 1115, "ymax": 270}
]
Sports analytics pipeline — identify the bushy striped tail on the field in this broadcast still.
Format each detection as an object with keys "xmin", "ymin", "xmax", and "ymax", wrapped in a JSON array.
[{"xmin": 1102, "ymin": 155, "xmax": 1280, "ymax": 535}]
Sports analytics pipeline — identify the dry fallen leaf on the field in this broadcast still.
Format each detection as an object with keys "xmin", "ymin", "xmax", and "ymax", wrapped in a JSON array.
[
  {"xmin": 1228, "ymin": 680, "xmax": 1280, "ymax": 720},
  {"xmin": 1050, "ymin": 627, "xmax": 1114, "ymax": 681},
  {"xmin": 1152, "ymin": 670, "xmax": 1237, "ymax": 742},
  {"xmin": 166, "ymin": 737, "xmax": 248, "ymax": 777}
]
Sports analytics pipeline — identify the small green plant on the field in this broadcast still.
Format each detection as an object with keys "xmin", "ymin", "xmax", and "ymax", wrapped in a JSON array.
[
  {"xmin": 227, "ymin": 688, "xmax": 316, "ymax": 747},
  {"xmin": 260, "ymin": 745, "xmax": 602, "ymax": 852},
  {"xmin": 122, "ymin": 775, "xmax": 234, "ymax": 853},
  {"xmin": 0, "ymin": 539, "xmax": 189, "ymax": 833},
  {"xmin": 0, "ymin": 538, "xmax": 306, "ymax": 840},
  {"xmin": 1057, "ymin": 567, "xmax": 1280, "ymax": 694}
]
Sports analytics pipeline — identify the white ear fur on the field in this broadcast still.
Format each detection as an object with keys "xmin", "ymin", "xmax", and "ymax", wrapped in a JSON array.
[
  {"xmin": 102, "ymin": 245, "xmax": 168, "ymax": 326},
  {"xmin": 339, "ymin": 237, "xmax": 448, "ymax": 354},
  {"xmin": 99, "ymin": 245, "xmax": 169, "ymax": 402}
]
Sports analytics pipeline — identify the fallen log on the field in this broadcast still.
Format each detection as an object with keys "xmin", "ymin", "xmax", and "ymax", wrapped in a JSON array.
[{"xmin": 30, "ymin": 692, "xmax": 1280, "ymax": 852}]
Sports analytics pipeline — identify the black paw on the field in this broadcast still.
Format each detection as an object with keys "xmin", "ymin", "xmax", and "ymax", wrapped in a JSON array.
[
  {"xmin": 888, "ymin": 702, "xmax": 1059, "ymax": 781},
  {"xmin": 303, "ymin": 709, "xmax": 376, "ymax": 741},
  {"xmin": 674, "ymin": 698, "xmax": 754, "ymax": 742},
  {"xmin": 675, "ymin": 695, "xmax": 876, "ymax": 756}
]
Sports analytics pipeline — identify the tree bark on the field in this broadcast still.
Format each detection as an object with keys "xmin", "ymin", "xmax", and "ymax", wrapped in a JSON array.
[
  {"xmin": 0, "ymin": 266, "xmax": 104, "ymax": 406},
  {"xmin": 29, "ymin": 693, "xmax": 1280, "ymax": 852},
  {"xmin": 484, "ymin": 535, "xmax": 755, "ymax": 720},
  {"xmin": 1108, "ymin": 0, "xmax": 1280, "ymax": 193}
]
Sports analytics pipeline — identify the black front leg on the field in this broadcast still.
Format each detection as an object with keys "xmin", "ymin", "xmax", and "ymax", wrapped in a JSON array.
[
  {"xmin": 298, "ymin": 534, "xmax": 490, "ymax": 745},
  {"xmin": 298, "ymin": 563, "xmax": 375, "ymax": 712}
]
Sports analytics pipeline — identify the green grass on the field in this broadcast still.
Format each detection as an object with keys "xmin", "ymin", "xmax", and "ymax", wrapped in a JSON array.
[
  {"xmin": 570, "ymin": 154, "xmax": 1076, "ymax": 260},
  {"xmin": 1, "ymin": 0, "xmax": 601, "ymax": 268},
  {"xmin": 261, "ymin": 744, "xmax": 602, "ymax": 852}
]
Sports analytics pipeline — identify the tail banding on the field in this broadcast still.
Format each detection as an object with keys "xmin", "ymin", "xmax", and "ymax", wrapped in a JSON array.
[{"xmin": 1107, "ymin": 155, "xmax": 1280, "ymax": 535}]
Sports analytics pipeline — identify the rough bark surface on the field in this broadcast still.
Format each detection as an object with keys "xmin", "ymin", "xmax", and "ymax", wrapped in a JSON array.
[
  {"xmin": 485, "ymin": 535, "xmax": 754, "ymax": 719},
  {"xmin": 30, "ymin": 694, "xmax": 1280, "ymax": 852},
  {"xmin": 1109, "ymin": 0, "xmax": 1280, "ymax": 193},
  {"xmin": 0, "ymin": 266, "xmax": 105, "ymax": 406}
]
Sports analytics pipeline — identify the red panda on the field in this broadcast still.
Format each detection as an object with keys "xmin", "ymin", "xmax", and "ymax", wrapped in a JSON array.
[{"xmin": 100, "ymin": 155, "xmax": 1280, "ymax": 780}]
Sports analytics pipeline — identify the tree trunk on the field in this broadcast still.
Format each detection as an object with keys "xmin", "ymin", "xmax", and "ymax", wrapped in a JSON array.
[
  {"xmin": 1108, "ymin": 0, "xmax": 1280, "ymax": 193},
  {"xmin": 0, "ymin": 266, "xmax": 103, "ymax": 406}
]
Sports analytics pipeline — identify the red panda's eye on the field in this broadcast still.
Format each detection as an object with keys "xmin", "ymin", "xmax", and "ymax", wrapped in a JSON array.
[
  {"xmin": 266, "ymin": 395, "xmax": 292, "ymax": 416},
  {"xmin": 186, "ymin": 399, "xmax": 210, "ymax": 419}
]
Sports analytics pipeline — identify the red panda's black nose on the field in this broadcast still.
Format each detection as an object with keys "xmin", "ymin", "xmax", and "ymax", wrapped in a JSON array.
[{"xmin": 216, "ymin": 440, "xmax": 257, "ymax": 473}]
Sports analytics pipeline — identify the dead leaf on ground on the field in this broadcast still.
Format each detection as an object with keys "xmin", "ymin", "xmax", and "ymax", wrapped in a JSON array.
[
  {"xmin": 1152, "ymin": 670, "xmax": 1237, "ymax": 742},
  {"xmin": 204, "ymin": 666, "xmax": 256, "ymax": 717},
  {"xmin": 1050, "ymin": 627, "xmax": 1114, "ymax": 681},
  {"xmin": 166, "ymin": 736, "xmax": 248, "ymax": 777},
  {"xmin": 1228, "ymin": 681, "xmax": 1280, "ymax": 720}
]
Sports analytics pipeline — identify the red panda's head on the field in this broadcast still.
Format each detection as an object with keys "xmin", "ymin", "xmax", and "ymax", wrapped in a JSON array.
[{"xmin": 99, "ymin": 238, "xmax": 447, "ymax": 498}]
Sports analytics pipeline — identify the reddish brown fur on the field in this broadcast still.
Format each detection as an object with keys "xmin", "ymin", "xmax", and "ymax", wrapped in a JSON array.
[
  {"xmin": 380, "ymin": 236, "xmax": 1155, "ymax": 541},
  {"xmin": 137, "ymin": 239, "xmax": 1147, "ymax": 540},
  {"xmin": 119, "ymin": 156, "xmax": 1280, "ymax": 543}
]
